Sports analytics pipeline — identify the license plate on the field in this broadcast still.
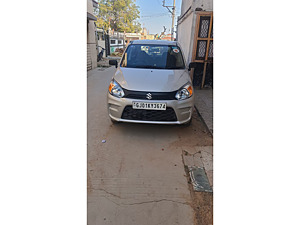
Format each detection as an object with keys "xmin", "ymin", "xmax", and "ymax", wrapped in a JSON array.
[{"xmin": 132, "ymin": 102, "xmax": 167, "ymax": 110}]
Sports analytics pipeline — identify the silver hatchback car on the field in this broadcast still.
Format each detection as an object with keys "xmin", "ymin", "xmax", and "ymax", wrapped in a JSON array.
[{"xmin": 107, "ymin": 40, "xmax": 196, "ymax": 125}]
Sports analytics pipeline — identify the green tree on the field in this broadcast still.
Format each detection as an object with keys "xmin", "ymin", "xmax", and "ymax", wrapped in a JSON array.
[{"xmin": 95, "ymin": 0, "xmax": 141, "ymax": 33}]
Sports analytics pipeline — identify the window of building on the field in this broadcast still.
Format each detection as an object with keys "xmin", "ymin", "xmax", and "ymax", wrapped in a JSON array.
[
  {"xmin": 110, "ymin": 40, "xmax": 116, "ymax": 44},
  {"xmin": 118, "ymin": 40, "xmax": 122, "ymax": 44}
]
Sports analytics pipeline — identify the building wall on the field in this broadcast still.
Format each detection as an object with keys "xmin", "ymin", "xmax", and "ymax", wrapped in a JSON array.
[
  {"xmin": 96, "ymin": 30, "xmax": 106, "ymax": 56},
  {"xmin": 196, "ymin": 0, "xmax": 213, "ymax": 11},
  {"xmin": 181, "ymin": 0, "xmax": 193, "ymax": 14},
  {"xmin": 110, "ymin": 38, "xmax": 124, "ymax": 53},
  {"xmin": 146, "ymin": 34, "xmax": 155, "ymax": 40},
  {"xmin": 177, "ymin": 14, "xmax": 193, "ymax": 63},
  {"xmin": 87, "ymin": 0, "xmax": 93, "ymax": 14},
  {"xmin": 98, "ymin": 40, "xmax": 105, "ymax": 52},
  {"xmin": 125, "ymin": 33, "xmax": 141, "ymax": 44},
  {"xmin": 177, "ymin": 0, "xmax": 213, "ymax": 65},
  {"xmin": 87, "ymin": 0, "xmax": 97, "ymax": 70},
  {"xmin": 87, "ymin": 21, "xmax": 97, "ymax": 70},
  {"xmin": 182, "ymin": 0, "xmax": 213, "ymax": 12}
]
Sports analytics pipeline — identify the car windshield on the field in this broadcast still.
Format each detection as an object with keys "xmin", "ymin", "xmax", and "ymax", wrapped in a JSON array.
[{"xmin": 120, "ymin": 44, "xmax": 185, "ymax": 69}]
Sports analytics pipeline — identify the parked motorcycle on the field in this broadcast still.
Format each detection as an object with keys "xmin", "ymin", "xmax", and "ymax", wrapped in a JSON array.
[{"xmin": 97, "ymin": 47, "xmax": 105, "ymax": 62}]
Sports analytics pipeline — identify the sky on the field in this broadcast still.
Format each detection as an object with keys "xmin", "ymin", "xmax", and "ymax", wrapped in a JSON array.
[{"xmin": 135, "ymin": 0, "xmax": 182, "ymax": 35}]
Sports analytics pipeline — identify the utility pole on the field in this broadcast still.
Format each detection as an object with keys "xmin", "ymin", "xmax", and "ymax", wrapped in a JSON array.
[
  {"xmin": 171, "ymin": 0, "xmax": 176, "ymax": 40},
  {"xmin": 162, "ymin": 0, "xmax": 176, "ymax": 41}
]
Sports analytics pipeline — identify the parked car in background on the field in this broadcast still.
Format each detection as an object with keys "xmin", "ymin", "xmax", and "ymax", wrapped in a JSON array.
[{"xmin": 107, "ymin": 40, "xmax": 196, "ymax": 125}]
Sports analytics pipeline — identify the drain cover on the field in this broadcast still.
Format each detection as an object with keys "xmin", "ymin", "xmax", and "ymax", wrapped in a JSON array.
[{"xmin": 188, "ymin": 166, "xmax": 212, "ymax": 192}]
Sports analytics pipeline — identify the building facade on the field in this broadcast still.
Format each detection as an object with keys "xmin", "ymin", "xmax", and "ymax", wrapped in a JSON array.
[
  {"xmin": 108, "ymin": 31, "xmax": 125, "ymax": 53},
  {"xmin": 96, "ymin": 28, "xmax": 106, "ymax": 56},
  {"xmin": 87, "ymin": 0, "xmax": 98, "ymax": 70},
  {"xmin": 177, "ymin": 0, "xmax": 213, "ymax": 88},
  {"xmin": 161, "ymin": 34, "xmax": 172, "ymax": 41},
  {"xmin": 124, "ymin": 33, "xmax": 142, "ymax": 45}
]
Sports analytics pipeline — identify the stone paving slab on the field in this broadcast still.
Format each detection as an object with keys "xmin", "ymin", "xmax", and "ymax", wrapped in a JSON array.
[
  {"xmin": 198, "ymin": 146, "xmax": 213, "ymax": 188},
  {"xmin": 188, "ymin": 166, "xmax": 213, "ymax": 192},
  {"xmin": 195, "ymin": 146, "xmax": 213, "ymax": 156},
  {"xmin": 182, "ymin": 146, "xmax": 213, "ymax": 188},
  {"xmin": 182, "ymin": 151, "xmax": 204, "ymax": 168}
]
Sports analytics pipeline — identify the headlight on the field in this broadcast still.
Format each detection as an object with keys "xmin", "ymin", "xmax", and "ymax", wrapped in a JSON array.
[
  {"xmin": 108, "ymin": 80, "xmax": 124, "ymax": 98},
  {"xmin": 175, "ymin": 83, "xmax": 193, "ymax": 100}
]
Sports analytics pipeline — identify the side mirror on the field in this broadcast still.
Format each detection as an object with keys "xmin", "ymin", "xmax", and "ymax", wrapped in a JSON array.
[
  {"xmin": 188, "ymin": 62, "xmax": 197, "ymax": 71},
  {"xmin": 109, "ymin": 60, "xmax": 118, "ymax": 68}
]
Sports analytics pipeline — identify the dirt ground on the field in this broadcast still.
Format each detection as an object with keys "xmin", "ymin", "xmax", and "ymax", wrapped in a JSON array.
[{"xmin": 184, "ymin": 165, "xmax": 213, "ymax": 225}]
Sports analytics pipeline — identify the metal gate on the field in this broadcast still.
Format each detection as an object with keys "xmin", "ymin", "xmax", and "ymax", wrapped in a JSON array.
[{"xmin": 191, "ymin": 11, "xmax": 213, "ymax": 88}]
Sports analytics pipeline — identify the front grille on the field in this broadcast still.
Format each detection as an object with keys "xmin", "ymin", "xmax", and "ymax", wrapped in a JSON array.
[
  {"xmin": 121, "ymin": 106, "xmax": 177, "ymax": 122},
  {"xmin": 123, "ymin": 89, "xmax": 177, "ymax": 100}
]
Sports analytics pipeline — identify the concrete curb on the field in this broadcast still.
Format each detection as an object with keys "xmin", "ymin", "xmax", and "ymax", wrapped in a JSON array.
[{"xmin": 194, "ymin": 106, "xmax": 213, "ymax": 137}]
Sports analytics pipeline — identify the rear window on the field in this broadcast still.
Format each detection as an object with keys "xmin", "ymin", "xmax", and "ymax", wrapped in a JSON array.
[{"xmin": 120, "ymin": 44, "xmax": 185, "ymax": 70}]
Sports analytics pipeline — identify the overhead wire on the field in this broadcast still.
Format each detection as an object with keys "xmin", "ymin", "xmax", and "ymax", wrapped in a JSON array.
[{"xmin": 137, "ymin": 0, "xmax": 174, "ymax": 33}]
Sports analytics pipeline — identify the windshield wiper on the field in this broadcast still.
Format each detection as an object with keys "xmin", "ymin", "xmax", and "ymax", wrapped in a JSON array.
[{"xmin": 166, "ymin": 66, "xmax": 185, "ymax": 69}]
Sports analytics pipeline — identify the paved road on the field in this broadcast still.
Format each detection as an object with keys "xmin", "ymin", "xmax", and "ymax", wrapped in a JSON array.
[{"xmin": 87, "ymin": 67, "xmax": 213, "ymax": 225}]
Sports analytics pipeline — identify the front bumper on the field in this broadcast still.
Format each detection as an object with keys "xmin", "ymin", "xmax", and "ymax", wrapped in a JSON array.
[{"xmin": 107, "ymin": 93, "xmax": 194, "ymax": 124}]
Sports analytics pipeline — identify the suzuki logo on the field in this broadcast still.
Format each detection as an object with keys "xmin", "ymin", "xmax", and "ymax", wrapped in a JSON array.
[{"xmin": 146, "ymin": 93, "xmax": 152, "ymax": 100}]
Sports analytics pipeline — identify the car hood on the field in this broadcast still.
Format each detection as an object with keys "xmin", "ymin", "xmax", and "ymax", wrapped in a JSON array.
[{"xmin": 114, "ymin": 67, "xmax": 190, "ymax": 92}]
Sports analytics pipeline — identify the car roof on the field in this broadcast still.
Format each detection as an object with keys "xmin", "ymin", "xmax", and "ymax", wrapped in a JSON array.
[{"xmin": 130, "ymin": 40, "xmax": 177, "ymax": 46}]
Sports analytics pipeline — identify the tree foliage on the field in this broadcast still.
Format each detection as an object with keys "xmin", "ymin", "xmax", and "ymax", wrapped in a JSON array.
[{"xmin": 95, "ymin": 0, "xmax": 141, "ymax": 33}]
